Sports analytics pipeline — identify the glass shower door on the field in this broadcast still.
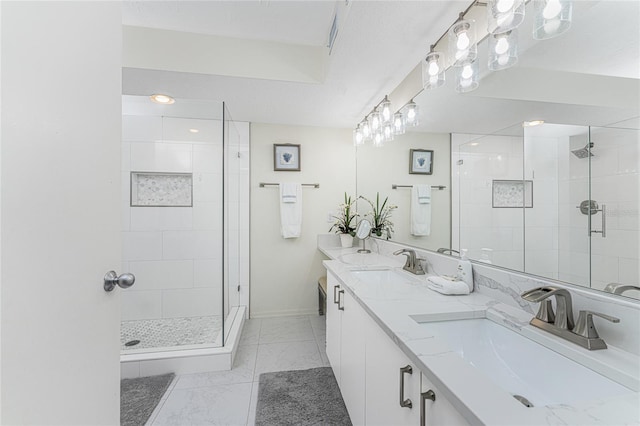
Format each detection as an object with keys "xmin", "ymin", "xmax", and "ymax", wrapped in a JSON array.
[{"xmin": 589, "ymin": 126, "xmax": 640, "ymax": 298}]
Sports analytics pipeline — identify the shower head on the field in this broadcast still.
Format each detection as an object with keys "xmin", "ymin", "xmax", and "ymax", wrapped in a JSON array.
[{"xmin": 571, "ymin": 142, "xmax": 594, "ymax": 159}]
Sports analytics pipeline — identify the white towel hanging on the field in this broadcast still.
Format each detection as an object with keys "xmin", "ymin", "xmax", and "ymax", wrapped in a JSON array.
[
  {"xmin": 279, "ymin": 183, "xmax": 302, "ymax": 238},
  {"xmin": 411, "ymin": 185, "xmax": 431, "ymax": 236}
]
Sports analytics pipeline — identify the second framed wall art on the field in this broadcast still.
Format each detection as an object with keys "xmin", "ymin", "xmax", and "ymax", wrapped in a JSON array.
[
  {"xmin": 274, "ymin": 144, "xmax": 301, "ymax": 171},
  {"xmin": 409, "ymin": 149, "xmax": 433, "ymax": 175}
]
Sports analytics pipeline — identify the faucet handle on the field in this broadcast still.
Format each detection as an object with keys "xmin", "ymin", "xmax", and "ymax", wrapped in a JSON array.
[{"xmin": 573, "ymin": 310, "xmax": 620, "ymax": 339}]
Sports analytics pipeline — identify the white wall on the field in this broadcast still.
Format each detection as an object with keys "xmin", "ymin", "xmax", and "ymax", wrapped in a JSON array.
[
  {"xmin": 356, "ymin": 132, "xmax": 451, "ymax": 251},
  {"xmin": 250, "ymin": 123, "xmax": 355, "ymax": 318},
  {"xmin": 121, "ymin": 115, "xmax": 250, "ymax": 322}
]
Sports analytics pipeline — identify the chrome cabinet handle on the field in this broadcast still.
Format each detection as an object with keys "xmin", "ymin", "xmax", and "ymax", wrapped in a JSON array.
[
  {"xmin": 338, "ymin": 290, "xmax": 345, "ymax": 311},
  {"xmin": 333, "ymin": 285, "xmax": 340, "ymax": 304},
  {"xmin": 399, "ymin": 365, "xmax": 413, "ymax": 408},
  {"xmin": 420, "ymin": 390, "xmax": 436, "ymax": 426},
  {"xmin": 103, "ymin": 271, "xmax": 135, "ymax": 292}
]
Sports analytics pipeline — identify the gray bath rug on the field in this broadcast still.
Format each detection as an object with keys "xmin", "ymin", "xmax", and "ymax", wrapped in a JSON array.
[
  {"xmin": 121, "ymin": 373, "xmax": 175, "ymax": 426},
  {"xmin": 256, "ymin": 367, "xmax": 352, "ymax": 426}
]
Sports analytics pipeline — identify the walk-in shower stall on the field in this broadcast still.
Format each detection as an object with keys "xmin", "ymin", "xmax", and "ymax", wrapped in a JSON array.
[
  {"xmin": 120, "ymin": 96, "xmax": 249, "ymax": 372},
  {"xmin": 453, "ymin": 122, "xmax": 639, "ymax": 299}
]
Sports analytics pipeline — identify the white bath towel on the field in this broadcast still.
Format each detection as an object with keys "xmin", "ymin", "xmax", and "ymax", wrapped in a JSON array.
[
  {"xmin": 411, "ymin": 185, "xmax": 431, "ymax": 236},
  {"xmin": 427, "ymin": 276, "xmax": 470, "ymax": 295},
  {"xmin": 279, "ymin": 183, "xmax": 302, "ymax": 238}
]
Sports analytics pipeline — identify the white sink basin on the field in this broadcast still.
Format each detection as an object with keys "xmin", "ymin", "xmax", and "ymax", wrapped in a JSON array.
[
  {"xmin": 351, "ymin": 270, "xmax": 422, "ymax": 299},
  {"xmin": 351, "ymin": 269, "xmax": 410, "ymax": 284},
  {"xmin": 413, "ymin": 318, "xmax": 632, "ymax": 407},
  {"xmin": 339, "ymin": 253, "xmax": 395, "ymax": 266}
]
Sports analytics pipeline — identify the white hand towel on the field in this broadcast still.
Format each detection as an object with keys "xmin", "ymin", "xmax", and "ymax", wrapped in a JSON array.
[
  {"xmin": 411, "ymin": 185, "xmax": 431, "ymax": 236},
  {"xmin": 279, "ymin": 183, "xmax": 302, "ymax": 238},
  {"xmin": 427, "ymin": 276, "xmax": 470, "ymax": 295}
]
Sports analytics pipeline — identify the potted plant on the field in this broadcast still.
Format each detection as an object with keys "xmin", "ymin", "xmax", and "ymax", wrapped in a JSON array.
[
  {"xmin": 330, "ymin": 193, "xmax": 358, "ymax": 248},
  {"xmin": 359, "ymin": 192, "xmax": 397, "ymax": 240}
]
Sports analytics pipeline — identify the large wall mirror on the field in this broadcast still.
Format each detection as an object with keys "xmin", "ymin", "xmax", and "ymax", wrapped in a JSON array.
[{"xmin": 355, "ymin": 0, "xmax": 639, "ymax": 299}]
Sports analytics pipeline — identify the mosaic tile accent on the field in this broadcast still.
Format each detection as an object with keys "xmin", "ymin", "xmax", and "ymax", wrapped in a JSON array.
[
  {"xmin": 131, "ymin": 172, "xmax": 193, "ymax": 207},
  {"xmin": 121, "ymin": 316, "xmax": 222, "ymax": 351},
  {"xmin": 492, "ymin": 180, "xmax": 533, "ymax": 208}
]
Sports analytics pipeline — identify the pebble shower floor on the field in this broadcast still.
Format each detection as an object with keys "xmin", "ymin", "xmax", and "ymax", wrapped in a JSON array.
[{"xmin": 120, "ymin": 316, "xmax": 223, "ymax": 351}]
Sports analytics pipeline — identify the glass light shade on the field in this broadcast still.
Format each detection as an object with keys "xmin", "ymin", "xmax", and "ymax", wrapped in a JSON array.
[
  {"xmin": 487, "ymin": 0, "xmax": 525, "ymax": 34},
  {"xmin": 382, "ymin": 123, "xmax": 394, "ymax": 142},
  {"xmin": 405, "ymin": 101, "xmax": 419, "ymax": 127},
  {"xmin": 422, "ymin": 51, "xmax": 446, "ymax": 89},
  {"xmin": 488, "ymin": 30, "xmax": 518, "ymax": 70},
  {"xmin": 393, "ymin": 112, "xmax": 406, "ymax": 135},
  {"xmin": 449, "ymin": 19, "xmax": 477, "ymax": 66},
  {"xmin": 380, "ymin": 98, "xmax": 393, "ymax": 124},
  {"xmin": 373, "ymin": 129, "xmax": 384, "ymax": 147},
  {"xmin": 455, "ymin": 60, "xmax": 479, "ymax": 93},
  {"xmin": 369, "ymin": 110, "xmax": 382, "ymax": 132},
  {"xmin": 533, "ymin": 0, "xmax": 572, "ymax": 40},
  {"xmin": 353, "ymin": 126, "xmax": 364, "ymax": 146},
  {"xmin": 361, "ymin": 120, "xmax": 372, "ymax": 141}
]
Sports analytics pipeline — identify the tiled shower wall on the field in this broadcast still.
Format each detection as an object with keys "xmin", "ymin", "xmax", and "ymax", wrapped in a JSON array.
[
  {"xmin": 121, "ymin": 115, "xmax": 250, "ymax": 322},
  {"xmin": 452, "ymin": 133, "xmax": 525, "ymax": 270}
]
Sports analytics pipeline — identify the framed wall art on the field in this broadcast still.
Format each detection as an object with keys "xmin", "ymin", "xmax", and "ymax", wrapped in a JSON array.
[
  {"xmin": 274, "ymin": 144, "xmax": 301, "ymax": 171},
  {"xmin": 409, "ymin": 149, "xmax": 433, "ymax": 175}
]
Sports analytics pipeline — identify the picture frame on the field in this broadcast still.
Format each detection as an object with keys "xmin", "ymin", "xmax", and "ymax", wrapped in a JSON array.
[
  {"xmin": 409, "ymin": 149, "xmax": 434, "ymax": 175},
  {"xmin": 492, "ymin": 180, "xmax": 534, "ymax": 208},
  {"xmin": 273, "ymin": 144, "xmax": 301, "ymax": 171}
]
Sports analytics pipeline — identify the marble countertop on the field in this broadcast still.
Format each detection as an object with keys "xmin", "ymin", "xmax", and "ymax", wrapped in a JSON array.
[{"xmin": 319, "ymin": 241, "xmax": 640, "ymax": 425}]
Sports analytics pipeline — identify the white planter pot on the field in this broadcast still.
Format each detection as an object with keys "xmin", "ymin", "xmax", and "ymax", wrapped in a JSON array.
[{"xmin": 339, "ymin": 234, "xmax": 354, "ymax": 248}]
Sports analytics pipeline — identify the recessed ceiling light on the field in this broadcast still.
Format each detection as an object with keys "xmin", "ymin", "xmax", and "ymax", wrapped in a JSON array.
[
  {"xmin": 523, "ymin": 120, "xmax": 544, "ymax": 127},
  {"xmin": 189, "ymin": 129, "xmax": 199, "ymax": 133},
  {"xmin": 150, "ymin": 94, "xmax": 175, "ymax": 105}
]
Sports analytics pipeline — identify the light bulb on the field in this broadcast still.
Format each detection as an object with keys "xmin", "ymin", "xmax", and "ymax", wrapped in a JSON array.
[
  {"xmin": 496, "ymin": 0, "xmax": 514, "ymax": 13},
  {"xmin": 461, "ymin": 65, "xmax": 474, "ymax": 79},
  {"xmin": 362, "ymin": 121, "xmax": 371, "ymax": 138},
  {"xmin": 428, "ymin": 60, "xmax": 440, "ymax": 76},
  {"xmin": 407, "ymin": 109, "xmax": 416, "ymax": 120},
  {"xmin": 543, "ymin": 0, "xmax": 562, "ymax": 19},
  {"xmin": 382, "ymin": 106, "xmax": 391, "ymax": 122},
  {"xmin": 457, "ymin": 31, "xmax": 470, "ymax": 50},
  {"xmin": 544, "ymin": 18, "xmax": 561, "ymax": 34},
  {"xmin": 494, "ymin": 37, "xmax": 510, "ymax": 55}
]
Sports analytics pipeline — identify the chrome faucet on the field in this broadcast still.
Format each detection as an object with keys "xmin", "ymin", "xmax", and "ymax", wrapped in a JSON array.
[
  {"xmin": 521, "ymin": 286, "xmax": 619, "ymax": 350},
  {"xmin": 393, "ymin": 249, "xmax": 425, "ymax": 275},
  {"xmin": 437, "ymin": 248, "xmax": 460, "ymax": 256},
  {"xmin": 604, "ymin": 282, "xmax": 640, "ymax": 295}
]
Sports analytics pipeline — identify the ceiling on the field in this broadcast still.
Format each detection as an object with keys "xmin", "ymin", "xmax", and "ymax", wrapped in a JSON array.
[{"xmin": 121, "ymin": 0, "xmax": 640, "ymax": 134}]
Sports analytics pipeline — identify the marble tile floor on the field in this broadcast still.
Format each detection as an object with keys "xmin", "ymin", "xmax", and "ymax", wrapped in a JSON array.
[
  {"xmin": 145, "ymin": 314, "xmax": 328, "ymax": 426},
  {"xmin": 121, "ymin": 316, "xmax": 223, "ymax": 351}
]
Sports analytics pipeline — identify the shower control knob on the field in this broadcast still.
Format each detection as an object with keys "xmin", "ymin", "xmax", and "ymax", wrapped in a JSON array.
[{"xmin": 103, "ymin": 271, "xmax": 136, "ymax": 292}]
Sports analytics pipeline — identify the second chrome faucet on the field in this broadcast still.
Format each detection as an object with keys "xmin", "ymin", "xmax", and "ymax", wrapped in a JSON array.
[
  {"xmin": 521, "ymin": 286, "xmax": 619, "ymax": 350},
  {"xmin": 393, "ymin": 249, "xmax": 425, "ymax": 275}
]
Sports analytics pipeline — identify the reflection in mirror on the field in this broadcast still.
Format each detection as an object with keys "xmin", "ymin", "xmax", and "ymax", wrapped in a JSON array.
[
  {"xmin": 354, "ymin": 0, "xmax": 638, "ymax": 299},
  {"xmin": 355, "ymin": 219, "xmax": 372, "ymax": 253}
]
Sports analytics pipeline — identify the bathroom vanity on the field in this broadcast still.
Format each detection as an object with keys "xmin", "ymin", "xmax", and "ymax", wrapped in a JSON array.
[{"xmin": 318, "ymin": 235, "xmax": 640, "ymax": 425}]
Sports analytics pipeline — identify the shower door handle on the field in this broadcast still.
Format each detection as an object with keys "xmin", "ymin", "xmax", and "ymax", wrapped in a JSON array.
[
  {"xmin": 590, "ymin": 204, "xmax": 607, "ymax": 238},
  {"xmin": 104, "ymin": 271, "xmax": 135, "ymax": 292}
]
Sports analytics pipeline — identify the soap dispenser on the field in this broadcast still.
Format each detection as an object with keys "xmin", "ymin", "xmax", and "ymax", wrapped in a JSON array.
[{"xmin": 455, "ymin": 249, "xmax": 474, "ymax": 293}]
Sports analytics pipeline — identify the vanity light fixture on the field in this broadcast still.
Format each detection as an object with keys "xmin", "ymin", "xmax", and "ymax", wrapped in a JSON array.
[
  {"xmin": 380, "ymin": 96, "xmax": 393, "ymax": 124},
  {"xmin": 523, "ymin": 120, "xmax": 545, "ymax": 127},
  {"xmin": 488, "ymin": 29, "xmax": 519, "ymax": 70},
  {"xmin": 422, "ymin": 47, "xmax": 446, "ymax": 90},
  {"xmin": 373, "ymin": 129, "xmax": 384, "ymax": 147},
  {"xmin": 404, "ymin": 100, "xmax": 420, "ymax": 127},
  {"xmin": 150, "ymin": 94, "xmax": 175, "ymax": 105},
  {"xmin": 449, "ymin": 18, "xmax": 478, "ymax": 66},
  {"xmin": 455, "ymin": 60, "xmax": 479, "ymax": 93},
  {"xmin": 487, "ymin": 0, "xmax": 525, "ymax": 34},
  {"xmin": 361, "ymin": 119, "xmax": 372, "ymax": 141},
  {"xmin": 382, "ymin": 122, "xmax": 395, "ymax": 142},
  {"xmin": 353, "ymin": 125, "xmax": 365, "ymax": 146},
  {"xmin": 369, "ymin": 109, "xmax": 382, "ymax": 133},
  {"xmin": 393, "ymin": 112, "xmax": 406, "ymax": 135},
  {"xmin": 533, "ymin": 0, "xmax": 572, "ymax": 39}
]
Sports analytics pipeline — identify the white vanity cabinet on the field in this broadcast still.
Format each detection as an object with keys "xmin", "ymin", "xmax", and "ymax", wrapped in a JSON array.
[
  {"xmin": 420, "ymin": 374, "xmax": 470, "ymax": 426},
  {"xmin": 365, "ymin": 317, "xmax": 421, "ymax": 426},
  {"xmin": 326, "ymin": 272, "xmax": 367, "ymax": 425}
]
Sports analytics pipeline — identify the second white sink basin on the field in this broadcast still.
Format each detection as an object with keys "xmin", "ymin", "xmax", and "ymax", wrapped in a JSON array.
[{"xmin": 413, "ymin": 318, "xmax": 632, "ymax": 407}]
